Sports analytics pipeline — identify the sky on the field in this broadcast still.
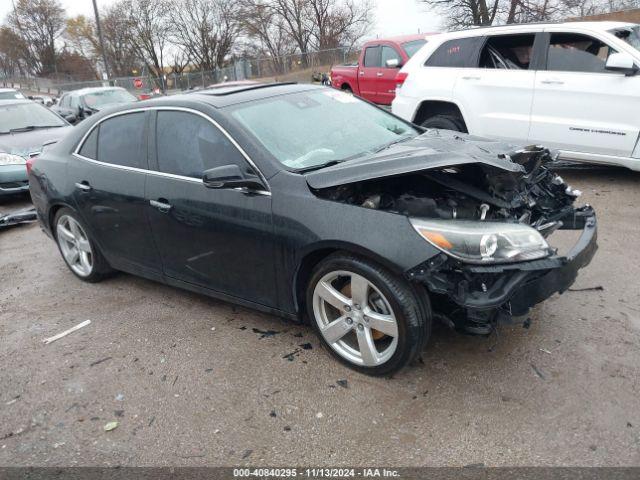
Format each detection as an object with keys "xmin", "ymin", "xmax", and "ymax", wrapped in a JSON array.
[{"xmin": 0, "ymin": 0, "xmax": 442, "ymax": 38}]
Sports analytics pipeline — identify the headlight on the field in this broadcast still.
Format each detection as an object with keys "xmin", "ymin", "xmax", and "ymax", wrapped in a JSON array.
[
  {"xmin": 410, "ymin": 218, "xmax": 551, "ymax": 264},
  {"xmin": 0, "ymin": 153, "xmax": 27, "ymax": 166}
]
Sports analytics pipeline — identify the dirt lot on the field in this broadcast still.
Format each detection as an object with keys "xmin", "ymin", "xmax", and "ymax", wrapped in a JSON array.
[{"xmin": 1, "ymin": 168, "xmax": 639, "ymax": 467}]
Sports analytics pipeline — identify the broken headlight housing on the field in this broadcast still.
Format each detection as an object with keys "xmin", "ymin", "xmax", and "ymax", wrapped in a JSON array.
[
  {"xmin": 0, "ymin": 153, "xmax": 27, "ymax": 166},
  {"xmin": 410, "ymin": 218, "xmax": 551, "ymax": 264}
]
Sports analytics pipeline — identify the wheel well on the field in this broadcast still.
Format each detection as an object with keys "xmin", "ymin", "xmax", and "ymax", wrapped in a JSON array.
[
  {"xmin": 413, "ymin": 101, "xmax": 467, "ymax": 132},
  {"xmin": 48, "ymin": 204, "xmax": 65, "ymax": 235},
  {"xmin": 341, "ymin": 83, "xmax": 352, "ymax": 91},
  {"xmin": 294, "ymin": 248, "xmax": 339, "ymax": 321}
]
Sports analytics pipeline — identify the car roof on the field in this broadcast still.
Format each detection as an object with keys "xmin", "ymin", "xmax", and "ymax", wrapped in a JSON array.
[
  {"xmin": 145, "ymin": 82, "xmax": 320, "ymax": 108},
  {"xmin": 0, "ymin": 99, "xmax": 34, "ymax": 106},
  {"xmin": 444, "ymin": 21, "xmax": 636, "ymax": 37},
  {"xmin": 63, "ymin": 86, "xmax": 128, "ymax": 96},
  {"xmin": 365, "ymin": 33, "xmax": 437, "ymax": 45}
]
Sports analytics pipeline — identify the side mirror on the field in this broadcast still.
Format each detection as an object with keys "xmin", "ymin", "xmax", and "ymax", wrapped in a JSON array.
[
  {"xmin": 605, "ymin": 52, "xmax": 638, "ymax": 76},
  {"xmin": 203, "ymin": 164, "xmax": 265, "ymax": 191},
  {"xmin": 385, "ymin": 58, "xmax": 401, "ymax": 68}
]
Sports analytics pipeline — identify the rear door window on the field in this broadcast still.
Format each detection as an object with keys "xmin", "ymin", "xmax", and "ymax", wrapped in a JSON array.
[
  {"xmin": 425, "ymin": 37, "xmax": 482, "ymax": 68},
  {"xmin": 479, "ymin": 34, "xmax": 536, "ymax": 69},
  {"xmin": 155, "ymin": 111, "xmax": 248, "ymax": 178},
  {"xmin": 78, "ymin": 128, "xmax": 98, "ymax": 159},
  {"xmin": 546, "ymin": 33, "xmax": 617, "ymax": 73},
  {"xmin": 363, "ymin": 46, "xmax": 381, "ymax": 67},
  {"xmin": 381, "ymin": 46, "xmax": 402, "ymax": 67},
  {"xmin": 97, "ymin": 112, "xmax": 147, "ymax": 169}
]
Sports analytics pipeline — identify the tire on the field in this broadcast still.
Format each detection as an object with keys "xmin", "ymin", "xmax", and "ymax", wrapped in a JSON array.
[
  {"xmin": 421, "ymin": 114, "xmax": 466, "ymax": 132},
  {"xmin": 342, "ymin": 85, "xmax": 353, "ymax": 94},
  {"xmin": 53, "ymin": 207, "xmax": 113, "ymax": 283},
  {"xmin": 306, "ymin": 252, "xmax": 430, "ymax": 376}
]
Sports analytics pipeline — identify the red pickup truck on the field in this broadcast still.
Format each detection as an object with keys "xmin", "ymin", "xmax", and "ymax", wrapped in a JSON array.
[{"xmin": 329, "ymin": 34, "xmax": 435, "ymax": 105}]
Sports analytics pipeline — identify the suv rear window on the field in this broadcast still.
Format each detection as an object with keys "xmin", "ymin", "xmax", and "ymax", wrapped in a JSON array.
[{"xmin": 425, "ymin": 38, "xmax": 481, "ymax": 68}]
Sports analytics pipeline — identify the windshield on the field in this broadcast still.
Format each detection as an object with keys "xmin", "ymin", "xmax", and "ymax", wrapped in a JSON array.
[
  {"xmin": 84, "ymin": 89, "xmax": 137, "ymax": 109},
  {"xmin": 613, "ymin": 25, "xmax": 640, "ymax": 50},
  {"xmin": 402, "ymin": 39, "xmax": 427, "ymax": 57},
  {"xmin": 0, "ymin": 102, "xmax": 66, "ymax": 133},
  {"xmin": 229, "ymin": 89, "xmax": 419, "ymax": 170},
  {"xmin": 0, "ymin": 90, "xmax": 25, "ymax": 100}
]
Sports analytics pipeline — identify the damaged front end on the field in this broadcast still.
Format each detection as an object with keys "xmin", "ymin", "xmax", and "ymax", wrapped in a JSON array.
[{"xmin": 309, "ymin": 138, "xmax": 597, "ymax": 335}]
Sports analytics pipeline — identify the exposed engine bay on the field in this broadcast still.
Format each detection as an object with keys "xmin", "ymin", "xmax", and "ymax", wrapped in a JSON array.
[
  {"xmin": 315, "ymin": 146, "xmax": 582, "ymax": 237},
  {"xmin": 312, "ymin": 145, "xmax": 597, "ymax": 335}
]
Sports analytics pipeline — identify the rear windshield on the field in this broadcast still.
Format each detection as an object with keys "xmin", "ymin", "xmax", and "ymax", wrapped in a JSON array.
[
  {"xmin": 612, "ymin": 25, "xmax": 640, "ymax": 50},
  {"xmin": 402, "ymin": 39, "xmax": 427, "ymax": 57},
  {"xmin": 228, "ymin": 89, "xmax": 419, "ymax": 170},
  {"xmin": 84, "ymin": 89, "xmax": 137, "ymax": 109}
]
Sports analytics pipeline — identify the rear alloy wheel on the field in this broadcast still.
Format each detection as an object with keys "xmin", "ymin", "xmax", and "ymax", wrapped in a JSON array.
[
  {"xmin": 307, "ymin": 253, "xmax": 429, "ymax": 375},
  {"xmin": 54, "ymin": 208, "xmax": 112, "ymax": 282}
]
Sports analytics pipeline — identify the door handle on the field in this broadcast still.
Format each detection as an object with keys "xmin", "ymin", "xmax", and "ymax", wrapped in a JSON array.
[
  {"xmin": 150, "ymin": 199, "xmax": 172, "ymax": 213},
  {"xmin": 540, "ymin": 79, "xmax": 564, "ymax": 85},
  {"xmin": 75, "ymin": 181, "xmax": 91, "ymax": 192},
  {"xmin": 359, "ymin": 71, "xmax": 365, "ymax": 76},
  {"xmin": 376, "ymin": 72, "xmax": 383, "ymax": 77}
]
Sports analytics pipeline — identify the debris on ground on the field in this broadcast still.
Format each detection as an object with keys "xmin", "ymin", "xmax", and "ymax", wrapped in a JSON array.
[
  {"xmin": 89, "ymin": 356, "xmax": 112, "ymax": 367},
  {"xmin": 530, "ymin": 363, "xmax": 546, "ymax": 380},
  {"xmin": 539, "ymin": 348, "xmax": 552, "ymax": 354},
  {"xmin": 114, "ymin": 410, "xmax": 124, "ymax": 417},
  {"xmin": 43, "ymin": 320, "xmax": 91, "ymax": 345},
  {"xmin": 115, "ymin": 393, "xmax": 124, "ymax": 401},
  {"xmin": 523, "ymin": 318, "xmax": 531, "ymax": 329},
  {"xmin": 299, "ymin": 342, "xmax": 313, "ymax": 350},
  {"xmin": 292, "ymin": 332, "xmax": 304, "ymax": 338},
  {"xmin": 269, "ymin": 410, "xmax": 277, "ymax": 417},
  {"xmin": 252, "ymin": 327, "xmax": 280, "ymax": 338},
  {"xmin": 315, "ymin": 412, "xmax": 324, "ymax": 419},
  {"xmin": 336, "ymin": 379, "xmax": 349, "ymax": 389},
  {"xmin": 5, "ymin": 395, "xmax": 19, "ymax": 406},
  {"xmin": 0, "ymin": 207, "xmax": 37, "ymax": 230},
  {"xmin": 103, "ymin": 421, "xmax": 119, "ymax": 432},
  {"xmin": 241, "ymin": 449, "xmax": 253, "ymax": 459},
  {"xmin": 282, "ymin": 348, "xmax": 302, "ymax": 361},
  {"xmin": 568, "ymin": 286, "xmax": 604, "ymax": 292},
  {"xmin": 284, "ymin": 426, "xmax": 291, "ymax": 431}
]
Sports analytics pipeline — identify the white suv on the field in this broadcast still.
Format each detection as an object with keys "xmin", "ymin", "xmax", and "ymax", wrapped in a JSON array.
[{"xmin": 392, "ymin": 22, "xmax": 640, "ymax": 171}]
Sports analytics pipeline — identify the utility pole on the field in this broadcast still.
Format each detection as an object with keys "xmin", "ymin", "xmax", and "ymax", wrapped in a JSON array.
[{"xmin": 92, "ymin": 0, "xmax": 111, "ymax": 80}]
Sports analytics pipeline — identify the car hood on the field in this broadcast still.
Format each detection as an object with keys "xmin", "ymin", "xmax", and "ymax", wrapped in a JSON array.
[
  {"xmin": 0, "ymin": 126, "xmax": 74, "ymax": 157},
  {"xmin": 305, "ymin": 129, "xmax": 528, "ymax": 190}
]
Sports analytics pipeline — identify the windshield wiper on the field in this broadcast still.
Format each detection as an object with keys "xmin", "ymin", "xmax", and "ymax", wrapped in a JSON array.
[
  {"xmin": 9, "ymin": 125, "xmax": 64, "ymax": 133},
  {"xmin": 296, "ymin": 160, "xmax": 342, "ymax": 173},
  {"xmin": 373, "ymin": 134, "xmax": 415, "ymax": 154}
]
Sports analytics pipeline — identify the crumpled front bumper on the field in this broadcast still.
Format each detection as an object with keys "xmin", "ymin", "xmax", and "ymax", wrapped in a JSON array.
[{"xmin": 407, "ymin": 206, "xmax": 598, "ymax": 332}]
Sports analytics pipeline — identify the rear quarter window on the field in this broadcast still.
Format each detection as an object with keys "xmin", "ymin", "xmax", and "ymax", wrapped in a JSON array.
[
  {"xmin": 425, "ymin": 38, "xmax": 482, "ymax": 68},
  {"xmin": 96, "ymin": 112, "xmax": 147, "ymax": 169}
]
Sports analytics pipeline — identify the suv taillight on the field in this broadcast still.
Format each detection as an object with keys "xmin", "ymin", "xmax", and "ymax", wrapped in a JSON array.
[
  {"xmin": 26, "ymin": 156, "xmax": 37, "ymax": 175},
  {"xmin": 395, "ymin": 71, "xmax": 409, "ymax": 89}
]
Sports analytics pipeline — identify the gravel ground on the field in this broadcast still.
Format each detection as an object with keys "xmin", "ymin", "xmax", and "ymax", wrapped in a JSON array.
[{"xmin": 1, "ymin": 168, "xmax": 639, "ymax": 467}]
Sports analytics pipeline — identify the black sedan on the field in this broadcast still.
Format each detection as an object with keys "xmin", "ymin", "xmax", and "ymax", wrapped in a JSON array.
[{"xmin": 29, "ymin": 83, "xmax": 597, "ymax": 375}]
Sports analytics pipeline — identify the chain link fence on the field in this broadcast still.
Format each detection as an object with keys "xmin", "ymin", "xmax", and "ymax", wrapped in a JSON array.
[{"xmin": 0, "ymin": 46, "xmax": 359, "ymax": 97}]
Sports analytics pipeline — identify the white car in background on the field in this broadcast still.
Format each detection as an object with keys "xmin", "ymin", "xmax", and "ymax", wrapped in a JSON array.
[{"xmin": 392, "ymin": 22, "xmax": 640, "ymax": 171}]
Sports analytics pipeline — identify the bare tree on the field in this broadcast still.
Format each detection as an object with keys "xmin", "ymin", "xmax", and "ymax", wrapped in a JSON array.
[
  {"xmin": 307, "ymin": 0, "xmax": 372, "ymax": 50},
  {"xmin": 172, "ymin": 0, "xmax": 241, "ymax": 70},
  {"xmin": 239, "ymin": 0, "xmax": 298, "ymax": 74},
  {"xmin": 0, "ymin": 26, "xmax": 29, "ymax": 77},
  {"xmin": 7, "ymin": 0, "xmax": 66, "ymax": 76},
  {"xmin": 123, "ymin": 0, "xmax": 172, "ymax": 88}
]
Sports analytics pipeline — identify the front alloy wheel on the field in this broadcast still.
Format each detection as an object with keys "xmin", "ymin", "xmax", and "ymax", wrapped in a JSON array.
[
  {"xmin": 307, "ymin": 253, "xmax": 429, "ymax": 375},
  {"xmin": 57, "ymin": 215, "xmax": 93, "ymax": 277},
  {"xmin": 313, "ymin": 271, "xmax": 399, "ymax": 367}
]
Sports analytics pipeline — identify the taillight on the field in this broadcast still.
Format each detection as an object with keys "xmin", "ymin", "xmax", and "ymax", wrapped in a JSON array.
[
  {"xmin": 26, "ymin": 156, "xmax": 37, "ymax": 175},
  {"xmin": 395, "ymin": 71, "xmax": 409, "ymax": 89}
]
